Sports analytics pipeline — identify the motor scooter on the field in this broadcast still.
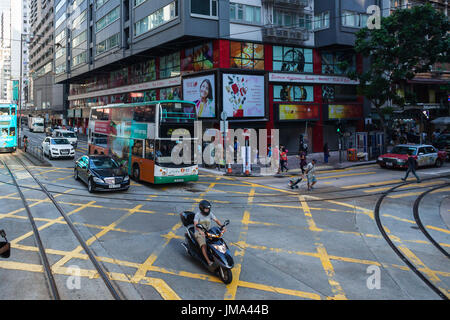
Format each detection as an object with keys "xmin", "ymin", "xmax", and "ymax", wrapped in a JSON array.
[
  {"xmin": 0, "ymin": 229, "xmax": 10, "ymax": 258},
  {"xmin": 180, "ymin": 211, "xmax": 234, "ymax": 284}
]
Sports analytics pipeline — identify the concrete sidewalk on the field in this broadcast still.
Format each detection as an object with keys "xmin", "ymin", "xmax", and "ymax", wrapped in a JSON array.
[{"xmin": 200, "ymin": 150, "xmax": 376, "ymax": 177}]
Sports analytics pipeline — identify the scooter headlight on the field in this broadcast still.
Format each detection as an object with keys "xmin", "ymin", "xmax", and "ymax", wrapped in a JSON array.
[{"xmin": 213, "ymin": 244, "xmax": 227, "ymax": 254}]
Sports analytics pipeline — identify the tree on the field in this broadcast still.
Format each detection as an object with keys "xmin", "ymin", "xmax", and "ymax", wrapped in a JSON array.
[{"xmin": 347, "ymin": 4, "xmax": 449, "ymax": 147}]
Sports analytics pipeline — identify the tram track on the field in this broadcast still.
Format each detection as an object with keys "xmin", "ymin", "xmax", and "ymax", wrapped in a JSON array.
[
  {"xmin": 1, "ymin": 155, "xmax": 123, "ymax": 300},
  {"xmin": 374, "ymin": 181, "xmax": 450, "ymax": 300},
  {"xmin": 0, "ymin": 174, "xmax": 448, "ymax": 206}
]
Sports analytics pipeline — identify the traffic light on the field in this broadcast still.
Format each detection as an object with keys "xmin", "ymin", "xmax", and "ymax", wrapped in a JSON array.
[{"xmin": 336, "ymin": 124, "xmax": 344, "ymax": 136}]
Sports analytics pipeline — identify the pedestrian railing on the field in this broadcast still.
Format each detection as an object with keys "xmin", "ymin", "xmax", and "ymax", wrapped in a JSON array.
[{"xmin": 19, "ymin": 139, "xmax": 44, "ymax": 162}]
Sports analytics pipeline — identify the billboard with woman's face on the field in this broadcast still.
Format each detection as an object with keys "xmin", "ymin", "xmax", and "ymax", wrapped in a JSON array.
[{"xmin": 182, "ymin": 74, "xmax": 216, "ymax": 118}]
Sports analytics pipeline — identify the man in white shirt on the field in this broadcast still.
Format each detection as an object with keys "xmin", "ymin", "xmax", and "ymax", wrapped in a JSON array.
[
  {"xmin": 193, "ymin": 200, "xmax": 226, "ymax": 268},
  {"xmin": 305, "ymin": 159, "xmax": 317, "ymax": 191}
]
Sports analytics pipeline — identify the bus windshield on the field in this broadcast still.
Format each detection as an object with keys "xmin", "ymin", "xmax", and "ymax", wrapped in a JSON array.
[
  {"xmin": 159, "ymin": 102, "xmax": 196, "ymax": 124},
  {"xmin": 155, "ymin": 139, "xmax": 196, "ymax": 166}
]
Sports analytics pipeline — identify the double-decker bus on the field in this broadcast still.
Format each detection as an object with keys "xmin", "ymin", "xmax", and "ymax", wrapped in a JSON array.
[
  {"xmin": 0, "ymin": 104, "xmax": 17, "ymax": 153},
  {"xmin": 88, "ymin": 100, "xmax": 199, "ymax": 184}
]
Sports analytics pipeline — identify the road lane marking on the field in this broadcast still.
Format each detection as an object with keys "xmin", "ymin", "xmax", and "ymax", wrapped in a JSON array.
[
  {"xmin": 224, "ymin": 188, "xmax": 254, "ymax": 300},
  {"xmin": 299, "ymin": 196, "xmax": 347, "ymax": 300},
  {"xmin": 365, "ymin": 180, "xmax": 446, "ymax": 193}
]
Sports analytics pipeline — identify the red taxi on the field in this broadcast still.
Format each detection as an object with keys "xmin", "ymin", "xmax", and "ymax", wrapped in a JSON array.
[{"xmin": 377, "ymin": 144, "xmax": 447, "ymax": 169}]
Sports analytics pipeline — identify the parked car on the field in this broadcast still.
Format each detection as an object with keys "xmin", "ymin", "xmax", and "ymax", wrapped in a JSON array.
[
  {"xmin": 41, "ymin": 137, "xmax": 75, "ymax": 160},
  {"xmin": 52, "ymin": 129, "xmax": 78, "ymax": 148},
  {"xmin": 377, "ymin": 144, "xmax": 447, "ymax": 169},
  {"xmin": 74, "ymin": 155, "xmax": 130, "ymax": 193},
  {"xmin": 433, "ymin": 134, "xmax": 450, "ymax": 160}
]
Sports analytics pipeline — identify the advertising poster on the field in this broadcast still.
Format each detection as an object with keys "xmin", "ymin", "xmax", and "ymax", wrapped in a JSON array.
[
  {"xmin": 182, "ymin": 74, "xmax": 216, "ymax": 118},
  {"xmin": 278, "ymin": 104, "xmax": 319, "ymax": 121},
  {"xmin": 328, "ymin": 104, "xmax": 363, "ymax": 119},
  {"xmin": 230, "ymin": 42, "xmax": 264, "ymax": 70},
  {"xmin": 274, "ymin": 85, "xmax": 314, "ymax": 102},
  {"xmin": 182, "ymin": 42, "xmax": 214, "ymax": 71},
  {"xmin": 223, "ymin": 74, "xmax": 265, "ymax": 118}
]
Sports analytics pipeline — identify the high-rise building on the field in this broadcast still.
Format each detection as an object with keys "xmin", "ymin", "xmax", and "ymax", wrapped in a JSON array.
[
  {"xmin": 29, "ymin": 0, "xmax": 66, "ymax": 125},
  {"xmin": 0, "ymin": 0, "xmax": 30, "ymax": 106}
]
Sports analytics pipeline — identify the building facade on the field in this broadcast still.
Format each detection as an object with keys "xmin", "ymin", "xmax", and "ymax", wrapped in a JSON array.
[
  {"xmin": 56, "ymin": 0, "xmax": 383, "ymax": 153},
  {"xmin": 0, "ymin": 0, "xmax": 30, "ymax": 107},
  {"xmin": 29, "ymin": 0, "xmax": 67, "ymax": 124},
  {"xmin": 382, "ymin": 0, "xmax": 449, "ymax": 138}
]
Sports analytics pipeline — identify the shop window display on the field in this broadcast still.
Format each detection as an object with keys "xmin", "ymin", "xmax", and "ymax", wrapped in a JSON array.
[
  {"xmin": 160, "ymin": 52, "xmax": 180, "ymax": 78},
  {"xmin": 160, "ymin": 86, "xmax": 181, "ymax": 100},
  {"xmin": 274, "ymin": 85, "xmax": 314, "ymax": 102},
  {"xmin": 130, "ymin": 59, "xmax": 157, "ymax": 84},
  {"xmin": 230, "ymin": 41, "xmax": 264, "ymax": 70},
  {"xmin": 273, "ymin": 46, "xmax": 313, "ymax": 73},
  {"xmin": 182, "ymin": 42, "xmax": 214, "ymax": 72},
  {"xmin": 321, "ymin": 51, "xmax": 356, "ymax": 75}
]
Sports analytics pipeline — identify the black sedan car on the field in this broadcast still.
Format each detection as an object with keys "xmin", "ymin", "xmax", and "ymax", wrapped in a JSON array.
[{"xmin": 74, "ymin": 155, "xmax": 130, "ymax": 193}]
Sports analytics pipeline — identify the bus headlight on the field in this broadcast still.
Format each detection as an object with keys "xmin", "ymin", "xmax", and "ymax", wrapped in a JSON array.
[{"xmin": 159, "ymin": 168, "xmax": 168, "ymax": 176}]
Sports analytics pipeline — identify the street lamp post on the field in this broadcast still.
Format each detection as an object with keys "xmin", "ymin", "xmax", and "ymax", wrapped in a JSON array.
[{"xmin": 17, "ymin": 33, "xmax": 25, "ymax": 148}]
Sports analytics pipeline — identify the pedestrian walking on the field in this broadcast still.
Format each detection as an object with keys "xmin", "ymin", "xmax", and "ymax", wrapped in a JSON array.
[
  {"xmin": 233, "ymin": 137, "xmax": 240, "ymax": 162},
  {"xmin": 23, "ymin": 135, "xmax": 28, "ymax": 152},
  {"xmin": 401, "ymin": 151, "xmax": 421, "ymax": 183},
  {"xmin": 305, "ymin": 159, "xmax": 317, "ymax": 191},
  {"xmin": 298, "ymin": 149, "xmax": 307, "ymax": 174},
  {"xmin": 323, "ymin": 143, "xmax": 330, "ymax": 164},
  {"xmin": 280, "ymin": 146, "xmax": 288, "ymax": 172}
]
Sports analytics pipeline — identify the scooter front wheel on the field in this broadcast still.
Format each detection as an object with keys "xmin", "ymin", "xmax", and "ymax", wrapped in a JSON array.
[{"xmin": 218, "ymin": 266, "xmax": 233, "ymax": 284}]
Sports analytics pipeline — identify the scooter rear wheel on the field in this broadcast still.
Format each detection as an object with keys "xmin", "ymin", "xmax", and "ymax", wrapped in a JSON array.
[{"xmin": 219, "ymin": 267, "xmax": 233, "ymax": 284}]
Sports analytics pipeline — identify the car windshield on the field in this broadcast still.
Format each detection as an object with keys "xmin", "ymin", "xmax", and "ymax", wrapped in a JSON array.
[
  {"xmin": 62, "ymin": 132, "xmax": 76, "ymax": 138},
  {"xmin": 89, "ymin": 157, "xmax": 119, "ymax": 169},
  {"xmin": 51, "ymin": 138, "xmax": 70, "ymax": 145},
  {"xmin": 391, "ymin": 146, "xmax": 417, "ymax": 155}
]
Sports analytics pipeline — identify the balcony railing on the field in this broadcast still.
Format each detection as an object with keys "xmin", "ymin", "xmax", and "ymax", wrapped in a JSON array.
[
  {"xmin": 262, "ymin": 26, "xmax": 309, "ymax": 45},
  {"xmin": 262, "ymin": 0, "xmax": 309, "ymax": 9}
]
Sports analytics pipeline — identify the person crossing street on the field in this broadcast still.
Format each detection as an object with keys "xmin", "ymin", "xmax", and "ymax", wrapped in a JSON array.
[
  {"xmin": 401, "ymin": 151, "xmax": 421, "ymax": 183},
  {"xmin": 305, "ymin": 159, "xmax": 317, "ymax": 191}
]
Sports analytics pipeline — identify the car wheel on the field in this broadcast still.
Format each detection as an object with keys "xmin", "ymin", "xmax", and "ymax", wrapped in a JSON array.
[
  {"xmin": 435, "ymin": 158, "xmax": 443, "ymax": 168},
  {"xmin": 133, "ymin": 164, "xmax": 140, "ymax": 182},
  {"xmin": 88, "ymin": 178, "xmax": 95, "ymax": 193},
  {"xmin": 74, "ymin": 169, "xmax": 79, "ymax": 181}
]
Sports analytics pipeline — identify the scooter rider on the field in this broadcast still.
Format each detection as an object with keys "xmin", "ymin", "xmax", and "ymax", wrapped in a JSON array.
[{"xmin": 194, "ymin": 200, "xmax": 226, "ymax": 268}]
